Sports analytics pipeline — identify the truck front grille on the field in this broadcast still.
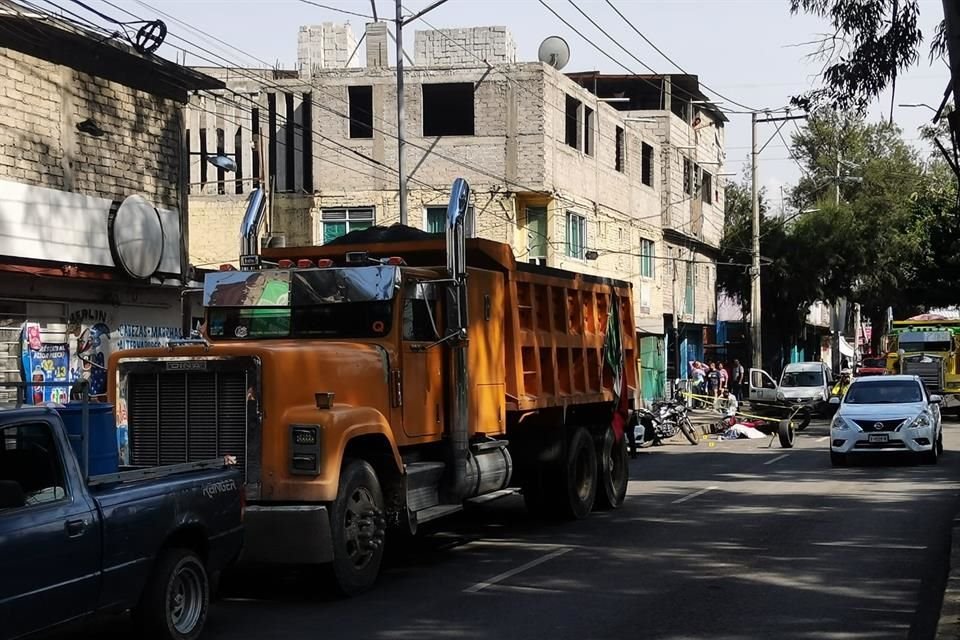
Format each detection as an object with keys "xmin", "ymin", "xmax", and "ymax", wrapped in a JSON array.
[
  {"xmin": 127, "ymin": 369, "xmax": 249, "ymax": 473},
  {"xmin": 902, "ymin": 360, "xmax": 942, "ymax": 392}
]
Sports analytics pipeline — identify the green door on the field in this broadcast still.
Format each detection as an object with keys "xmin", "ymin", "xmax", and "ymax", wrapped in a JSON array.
[{"xmin": 640, "ymin": 336, "xmax": 666, "ymax": 402}]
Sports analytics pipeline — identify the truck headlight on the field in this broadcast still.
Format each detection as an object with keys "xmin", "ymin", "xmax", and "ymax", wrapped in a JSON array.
[{"xmin": 290, "ymin": 424, "xmax": 321, "ymax": 475}]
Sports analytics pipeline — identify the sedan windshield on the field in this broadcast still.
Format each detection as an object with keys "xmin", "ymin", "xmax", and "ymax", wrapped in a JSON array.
[
  {"xmin": 780, "ymin": 371, "xmax": 823, "ymax": 387},
  {"xmin": 844, "ymin": 380, "xmax": 924, "ymax": 405}
]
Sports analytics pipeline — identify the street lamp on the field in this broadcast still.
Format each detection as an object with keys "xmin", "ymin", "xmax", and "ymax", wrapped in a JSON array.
[
  {"xmin": 898, "ymin": 103, "xmax": 937, "ymax": 113},
  {"xmin": 207, "ymin": 154, "xmax": 237, "ymax": 173}
]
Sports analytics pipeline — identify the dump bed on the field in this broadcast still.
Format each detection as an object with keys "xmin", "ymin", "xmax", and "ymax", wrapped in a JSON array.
[{"xmin": 263, "ymin": 235, "xmax": 637, "ymax": 413}]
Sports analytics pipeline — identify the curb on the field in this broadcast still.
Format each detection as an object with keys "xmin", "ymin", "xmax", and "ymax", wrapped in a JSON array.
[{"xmin": 937, "ymin": 519, "xmax": 960, "ymax": 639}]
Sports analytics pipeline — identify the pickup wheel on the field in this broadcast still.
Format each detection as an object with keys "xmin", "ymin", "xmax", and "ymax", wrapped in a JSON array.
[
  {"xmin": 135, "ymin": 548, "xmax": 209, "ymax": 640},
  {"xmin": 595, "ymin": 426, "xmax": 628, "ymax": 510},
  {"xmin": 329, "ymin": 459, "xmax": 386, "ymax": 596}
]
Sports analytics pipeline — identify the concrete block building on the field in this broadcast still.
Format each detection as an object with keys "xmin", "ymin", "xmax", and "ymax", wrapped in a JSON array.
[
  {"xmin": 185, "ymin": 23, "xmax": 727, "ymax": 400},
  {"xmin": 0, "ymin": 6, "xmax": 221, "ymax": 402}
]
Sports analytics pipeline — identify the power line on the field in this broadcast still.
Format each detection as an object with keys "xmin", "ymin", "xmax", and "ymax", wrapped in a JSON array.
[
  {"xmin": 603, "ymin": 0, "xmax": 761, "ymax": 112},
  {"xmin": 297, "ymin": 0, "xmax": 376, "ymax": 21}
]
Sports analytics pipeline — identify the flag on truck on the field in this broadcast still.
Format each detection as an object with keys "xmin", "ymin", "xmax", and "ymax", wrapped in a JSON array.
[{"xmin": 602, "ymin": 292, "xmax": 630, "ymax": 442}]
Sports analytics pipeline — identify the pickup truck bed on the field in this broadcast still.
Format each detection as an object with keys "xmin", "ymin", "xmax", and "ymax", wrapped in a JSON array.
[{"xmin": 0, "ymin": 406, "xmax": 243, "ymax": 640}]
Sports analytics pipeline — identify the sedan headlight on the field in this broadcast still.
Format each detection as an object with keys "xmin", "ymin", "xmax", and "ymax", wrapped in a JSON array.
[
  {"xmin": 905, "ymin": 413, "xmax": 932, "ymax": 430},
  {"xmin": 831, "ymin": 415, "xmax": 857, "ymax": 431}
]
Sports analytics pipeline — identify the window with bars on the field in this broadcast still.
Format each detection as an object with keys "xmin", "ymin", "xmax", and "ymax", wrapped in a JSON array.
[
  {"xmin": 424, "ymin": 206, "xmax": 475, "ymax": 237},
  {"xmin": 684, "ymin": 261, "xmax": 696, "ymax": 315},
  {"xmin": 526, "ymin": 206, "xmax": 547, "ymax": 265},
  {"xmin": 683, "ymin": 158, "xmax": 693, "ymax": 195},
  {"xmin": 702, "ymin": 170, "xmax": 713, "ymax": 204},
  {"xmin": 565, "ymin": 212, "xmax": 586, "ymax": 260},
  {"xmin": 320, "ymin": 207, "xmax": 374, "ymax": 244},
  {"xmin": 639, "ymin": 239, "xmax": 655, "ymax": 279},
  {"xmin": 615, "ymin": 126, "xmax": 625, "ymax": 173}
]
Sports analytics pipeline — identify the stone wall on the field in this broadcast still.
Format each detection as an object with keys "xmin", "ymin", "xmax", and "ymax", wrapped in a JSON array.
[{"xmin": 0, "ymin": 48, "xmax": 182, "ymax": 210}]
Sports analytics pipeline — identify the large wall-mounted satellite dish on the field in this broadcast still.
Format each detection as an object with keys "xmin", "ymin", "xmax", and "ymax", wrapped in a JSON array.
[{"xmin": 538, "ymin": 36, "xmax": 570, "ymax": 70}]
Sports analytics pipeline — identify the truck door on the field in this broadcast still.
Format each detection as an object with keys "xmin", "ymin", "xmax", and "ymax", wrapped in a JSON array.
[
  {"xmin": 400, "ymin": 281, "xmax": 446, "ymax": 439},
  {"xmin": 749, "ymin": 368, "xmax": 779, "ymax": 403},
  {"xmin": 0, "ymin": 419, "xmax": 101, "ymax": 638}
]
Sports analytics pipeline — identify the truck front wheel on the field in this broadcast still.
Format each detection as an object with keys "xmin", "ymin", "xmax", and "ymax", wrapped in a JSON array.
[
  {"xmin": 329, "ymin": 459, "xmax": 386, "ymax": 596},
  {"xmin": 135, "ymin": 548, "xmax": 209, "ymax": 640}
]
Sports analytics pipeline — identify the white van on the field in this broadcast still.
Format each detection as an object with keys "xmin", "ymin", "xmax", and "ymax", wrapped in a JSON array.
[{"xmin": 750, "ymin": 361, "xmax": 833, "ymax": 417}]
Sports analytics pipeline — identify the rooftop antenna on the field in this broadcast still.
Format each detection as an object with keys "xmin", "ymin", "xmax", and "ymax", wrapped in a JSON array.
[{"xmin": 538, "ymin": 36, "xmax": 570, "ymax": 70}]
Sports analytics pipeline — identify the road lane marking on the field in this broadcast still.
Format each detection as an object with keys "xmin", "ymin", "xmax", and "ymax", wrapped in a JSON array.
[
  {"xmin": 817, "ymin": 436, "xmax": 830, "ymax": 442},
  {"xmin": 672, "ymin": 486, "xmax": 718, "ymax": 504},
  {"xmin": 464, "ymin": 547, "xmax": 573, "ymax": 593},
  {"xmin": 811, "ymin": 541, "xmax": 927, "ymax": 550},
  {"xmin": 764, "ymin": 454, "xmax": 790, "ymax": 465}
]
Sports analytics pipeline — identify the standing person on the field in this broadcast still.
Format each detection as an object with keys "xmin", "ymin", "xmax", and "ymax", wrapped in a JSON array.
[
  {"xmin": 718, "ymin": 362, "xmax": 729, "ymax": 393},
  {"xmin": 731, "ymin": 358, "xmax": 745, "ymax": 401},
  {"xmin": 706, "ymin": 362, "xmax": 721, "ymax": 400}
]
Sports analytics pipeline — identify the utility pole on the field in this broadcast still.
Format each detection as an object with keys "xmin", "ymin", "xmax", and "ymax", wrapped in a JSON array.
[
  {"xmin": 750, "ymin": 112, "xmax": 762, "ymax": 370},
  {"xmin": 750, "ymin": 112, "xmax": 807, "ymax": 371},
  {"xmin": 394, "ymin": 0, "xmax": 452, "ymax": 226},
  {"xmin": 395, "ymin": 0, "xmax": 407, "ymax": 225}
]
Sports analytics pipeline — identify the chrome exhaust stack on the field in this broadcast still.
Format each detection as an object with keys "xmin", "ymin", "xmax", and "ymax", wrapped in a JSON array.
[
  {"xmin": 446, "ymin": 178, "xmax": 471, "ymax": 499},
  {"xmin": 239, "ymin": 187, "xmax": 268, "ymax": 270}
]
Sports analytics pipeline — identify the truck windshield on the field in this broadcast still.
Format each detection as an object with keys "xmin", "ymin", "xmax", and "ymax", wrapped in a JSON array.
[
  {"xmin": 780, "ymin": 371, "xmax": 823, "ymax": 387},
  {"xmin": 898, "ymin": 331, "xmax": 953, "ymax": 353},
  {"xmin": 204, "ymin": 266, "xmax": 399, "ymax": 340},
  {"xmin": 845, "ymin": 380, "xmax": 924, "ymax": 404}
]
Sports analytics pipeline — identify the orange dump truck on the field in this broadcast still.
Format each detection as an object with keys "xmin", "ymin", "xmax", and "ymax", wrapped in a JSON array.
[{"xmin": 109, "ymin": 179, "xmax": 637, "ymax": 594}]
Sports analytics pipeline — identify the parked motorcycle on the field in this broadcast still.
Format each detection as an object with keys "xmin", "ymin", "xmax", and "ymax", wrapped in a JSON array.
[{"xmin": 632, "ymin": 400, "xmax": 700, "ymax": 450}]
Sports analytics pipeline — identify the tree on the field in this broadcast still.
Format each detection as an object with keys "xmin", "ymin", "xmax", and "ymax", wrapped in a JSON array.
[{"xmin": 788, "ymin": 0, "xmax": 944, "ymax": 113}]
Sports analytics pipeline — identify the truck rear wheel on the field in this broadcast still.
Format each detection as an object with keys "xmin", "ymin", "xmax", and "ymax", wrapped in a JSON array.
[
  {"xmin": 329, "ymin": 459, "xmax": 386, "ymax": 596},
  {"xmin": 595, "ymin": 427, "xmax": 628, "ymax": 510},
  {"xmin": 135, "ymin": 548, "xmax": 209, "ymax": 640},
  {"xmin": 560, "ymin": 427, "xmax": 597, "ymax": 519}
]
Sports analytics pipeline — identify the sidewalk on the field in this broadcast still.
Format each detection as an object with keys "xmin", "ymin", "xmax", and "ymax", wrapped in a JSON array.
[{"xmin": 938, "ymin": 517, "xmax": 960, "ymax": 638}]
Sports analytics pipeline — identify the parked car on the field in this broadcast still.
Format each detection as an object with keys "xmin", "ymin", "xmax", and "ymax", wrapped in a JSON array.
[
  {"xmin": 0, "ymin": 406, "xmax": 244, "ymax": 640},
  {"xmin": 829, "ymin": 375, "xmax": 943, "ymax": 466},
  {"xmin": 749, "ymin": 361, "xmax": 834, "ymax": 427}
]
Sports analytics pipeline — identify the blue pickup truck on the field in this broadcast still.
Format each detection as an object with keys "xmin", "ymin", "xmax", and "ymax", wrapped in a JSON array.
[{"xmin": 0, "ymin": 406, "xmax": 244, "ymax": 640}]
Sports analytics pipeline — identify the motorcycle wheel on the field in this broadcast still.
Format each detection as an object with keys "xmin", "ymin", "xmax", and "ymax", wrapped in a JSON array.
[
  {"xmin": 679, "ymin": 418, "xmax": 700, "ymax": 445},
  {"xmin": 795, "ymin": 406, "xmax": 812, "ymax": 431},
  {"xmin": 778, "ymin": 419, "xmax": 796, "ymax": 448}
]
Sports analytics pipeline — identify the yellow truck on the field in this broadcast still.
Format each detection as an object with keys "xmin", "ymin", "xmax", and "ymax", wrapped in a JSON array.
[
  {"xmin": 108, "ymin": 179, "xmax": 637, "ymax": 594},
  {"xmin": 886, "ymin": 317, "xmax": 960, "ymax": 409}
]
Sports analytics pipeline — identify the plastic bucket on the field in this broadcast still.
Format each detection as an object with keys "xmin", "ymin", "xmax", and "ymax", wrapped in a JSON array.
[{"xmin": 59, "ymin": 402, "xmax": 119, "ymax": 476}]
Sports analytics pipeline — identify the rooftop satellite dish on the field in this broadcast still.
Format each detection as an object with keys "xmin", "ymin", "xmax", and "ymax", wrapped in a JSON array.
[{"xmin": 538, "ymin": 36, "xmax": 570, "ymax": 70}]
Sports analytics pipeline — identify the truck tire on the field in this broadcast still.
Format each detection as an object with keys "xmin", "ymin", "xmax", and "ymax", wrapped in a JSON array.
[
  {"xmin": 329, "ymin": 459, "xmax": 386, "ymax": 596},
  {"xmin": 560, "ymin": 427, "xmax": 597, "ymax": 519},
  {"xmin": 134, "ymin": 548, "xmax": 209, "ymax": 640},
  {"xmin": 778, "ymin": 420, "xmax": 795, "ymax": 448},
  {"xmin": 595, "ymin": 427, "xmax": 628, "ymax": 510}
]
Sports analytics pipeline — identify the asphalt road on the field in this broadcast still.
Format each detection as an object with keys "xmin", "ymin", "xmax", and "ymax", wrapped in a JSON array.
[{"xmin": 53, "ymin": 418, "xmax": 960, "ymax": 640}]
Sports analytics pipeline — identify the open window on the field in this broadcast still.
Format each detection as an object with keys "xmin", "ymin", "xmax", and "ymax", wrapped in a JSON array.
[
  {"xmin": 348, "ymin": 85, "xmax": 374, "ymax": 139},
  {"xmin": 641, "ymin": 142, "xmax": 654, "ymax": 187},
  {"xmin": 615, "ymin": 126, "xmax": 624, "ymax": 172},
  {"xmin": 565, "ymin": 94, "xmax": 581, "ymax": 150},
  {"xmin": 422, "ymin": 83, "xmax": 475, "ymax": 136},
  {"xmin": 0, "ymin": 422, "xmax": 67, "ymax": 511}
]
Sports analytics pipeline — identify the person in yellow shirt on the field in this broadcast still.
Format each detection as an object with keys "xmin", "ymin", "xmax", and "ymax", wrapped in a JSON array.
[{"xmin": 832, "ymin": 369, "xmax": 852, "ymax": 398}]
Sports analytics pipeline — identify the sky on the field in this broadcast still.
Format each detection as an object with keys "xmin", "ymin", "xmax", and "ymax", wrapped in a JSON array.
[{"xmin": 77, "ymin": 0, "xmax": 951, "ymax": 211}]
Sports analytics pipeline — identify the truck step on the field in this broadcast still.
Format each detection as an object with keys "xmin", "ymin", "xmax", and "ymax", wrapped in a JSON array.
[
  {"xmin": 414, "ymin": 503, "xmax": 463, "ymax": 525},
  {"xmin": 465, "ymin": 488, "xmax": 518, "ymax": 505},
  {"xmin": 404, "ymin": 462, "xmax": 445, "ymax": 512}
]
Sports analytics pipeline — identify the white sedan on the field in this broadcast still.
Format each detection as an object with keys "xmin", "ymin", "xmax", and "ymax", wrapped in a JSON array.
[{"xmin": 830, "ymin": 375, "xmax": 943, "ymax": 466}]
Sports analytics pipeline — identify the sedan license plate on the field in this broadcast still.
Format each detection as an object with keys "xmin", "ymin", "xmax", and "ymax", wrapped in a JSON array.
[{"xmin": 868, "ymin": 434, "xmax": 889, "ymax": 444}]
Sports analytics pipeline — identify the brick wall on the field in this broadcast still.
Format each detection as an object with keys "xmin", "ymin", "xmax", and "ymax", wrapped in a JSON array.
[
  {"xmin": 0, "ymin": 48, "xmax": 182, "ymax": 210},
  {"xmin": 414, "ymin": 27, "xmax": 517, "ymax": 67}
]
